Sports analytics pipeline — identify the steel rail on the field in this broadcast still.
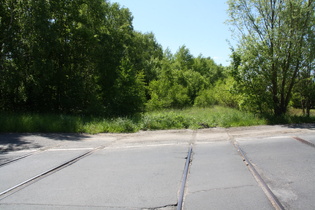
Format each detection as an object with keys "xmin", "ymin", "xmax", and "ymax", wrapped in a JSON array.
[
  {"xmin": 177, "ymin": 144, "xmax": 193, "ymax": 210},
  {"xmin": 0, "ymin": 144, "xmax": 64, "ymax": 167},
  {"xmin": 0, "ymin": 152, "xmax": 36, "ymax": 167},
  {"xmin": 233, "ymin": 141, "xmax": 285, "ymax": 210},
  {"xmin": 0, "ymin": 146, "xmax": 105, "ymax": 198},
  {"xmin": 292, "ymin": 136, "xmax": 315, "ymax": 149}
]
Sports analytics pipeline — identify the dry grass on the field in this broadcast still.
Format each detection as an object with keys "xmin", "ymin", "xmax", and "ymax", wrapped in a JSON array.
[{"xmin": 288, "ymin": 108, "xmax": 315, "ymax": 116}]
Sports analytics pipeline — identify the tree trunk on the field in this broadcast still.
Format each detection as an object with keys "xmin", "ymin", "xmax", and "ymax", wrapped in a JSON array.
[
  {"xmin": 274, "ymin": 104, "xmax": 287, "ymax": 116},
  {"xmin": 306, "ymin": 99, "xmax": 311, "ymax": 117}
]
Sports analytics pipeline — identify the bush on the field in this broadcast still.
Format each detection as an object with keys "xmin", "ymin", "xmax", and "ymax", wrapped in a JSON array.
[
  {"xmin": 142, "ymin": 111, "xmax": 191, "ymax": 130},
  {"xmin": 194, "ymin": 89, "xmax": 217, "ymax": 107},
  {"xmin": 146, "ymin": 82, "xmax": 190, "ymax": 110},
  {"xmin": 194, "ymin": 77, "xmax": 240, "ymax": 108}
]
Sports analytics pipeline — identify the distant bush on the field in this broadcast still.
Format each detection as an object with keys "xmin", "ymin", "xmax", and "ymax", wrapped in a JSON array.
[
  {"xmin": 194, "ymin": 77, "xmax": 240, "ymax": 108},
  {"xmin": 146, "ymin": 82, "xmax": 190, "ymax": 110},
  {"xmin": 194, "ymin": 89, "xmax": 217, "ymax": 107}
]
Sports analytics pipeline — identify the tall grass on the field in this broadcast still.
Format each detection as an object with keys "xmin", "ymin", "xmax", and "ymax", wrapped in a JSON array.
[
  {"xmin": 0, "ymin": 113, "xmax": 141, "ymax": 134},
  {"xmin": 150, "ymin": 106, "xmax": 267, "ymax": 129},
  {"xmin": 0, "ymin": 113, "xmax": 82, "ymax": 133},
  {"xmin": 1, "ymin": 107, "xmax": 314, "ymax": 134}
]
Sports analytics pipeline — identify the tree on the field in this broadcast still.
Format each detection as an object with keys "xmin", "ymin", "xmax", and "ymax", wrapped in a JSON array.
[
  {"xmin": 146, "ymin": 53, "xmax": 190, "ymax": 110},
  {"xmin": 292, "ymin": 55, "xmax": 315, "ymax": 116},
  {"xmin": 193, "ymin": 55, "xmax": 225, "ymax": 84},
  {"xmin": 146, "ymin": 46, "xmax": 225, "ymax": 110},
  {"xmin": 0, "ymin": 0, "xmax": 30, "ymax": 111},
  {"xmin": 0, "ymin": 0, "xmax": 149, "ymax": 116},
  {"xmin": 292, "ymin": 14, "xmax": 315, "ymax": 116},
  {"xmin": 107, "ymin": 58, "xmax": 146, "ymax": 116},
  {"xmin": 228, "ymin": 0, "xmax": 315, "ymax": 116},
  {"xmin": 95, "ymin": 2, "xmax": 148, "ymax": 116},
  {"xmin": 130, "ymin": 32, "xmax": 163, "ymax": 84},
  {"xmin": 292, "ymin": 73, "xmax": 315, "ymax": 116},
  {"xmin": 194, "ymin": 77, "xmax": 240, "ymax": 108},
  {"xmin": 0, "ymin": 0, "xmax": 102, "ymax": 113},
  {"xmin": 173, "ymin": 45, "xmax": 194, "ymax": 71}
]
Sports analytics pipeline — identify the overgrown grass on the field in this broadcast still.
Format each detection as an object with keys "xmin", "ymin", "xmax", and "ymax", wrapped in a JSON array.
[
  {"xmin": 1, "ymin": 106, "xmax": 314, "ymax": 134},
  {"xmin": 0, "ymin": 113, "xmax": 82, "ymax": 133},
  {"xmin": 142, "ymin": 107, "xmax": 267, "ymax": 130},
  {"xmin": 0, "ymin": 113, "xmax": 142, "ymax": 134}
]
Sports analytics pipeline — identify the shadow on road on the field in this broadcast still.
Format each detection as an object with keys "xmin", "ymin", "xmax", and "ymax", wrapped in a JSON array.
[
  {"xmin": 284, "ymin": 123, "xmax": 315, "ymax": 130},
  {"xmin": 0, "ymin": 133, "xmax": 90, "ymax": 154},
  {"xmin": 0, "ymin": 134, "xmax": 39, "ymax": 153}
]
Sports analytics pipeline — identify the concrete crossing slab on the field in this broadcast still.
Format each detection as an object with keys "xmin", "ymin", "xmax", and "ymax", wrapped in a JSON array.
[
  {"xmin": 183, "ymin": 142, "xmax": 273, "ymax": 210},
  {"xmin": 0, "ymin": 149, "xmax": 90, "ymax": 193},
  {"xmin": 237, "ymin": 135, "xmax": 315, "ymax": 210},
  {"xmin": 0, "ymin": 145, "xmax": 188, "ymax": 209},
  {"xmin": 0, "ymin": 125, "xmax": 314, "ymax": 209}
]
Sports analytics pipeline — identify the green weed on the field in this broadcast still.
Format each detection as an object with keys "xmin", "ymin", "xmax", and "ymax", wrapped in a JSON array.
[{"xmin": 1, "ymin": 107, "xmax": 314, "ymax": 134}]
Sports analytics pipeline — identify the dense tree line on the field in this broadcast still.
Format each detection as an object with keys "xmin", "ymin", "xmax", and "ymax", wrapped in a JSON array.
[
  {"xmin": 0, "ymin": 0, "xmax": 225, "ymax": 116},
  {"xmin": 1, "ymin": 0, "xmax": 141, "ymax": 115},
  {"xmin": 146, "ymin": 46, "xmax": 226, "ymax": 110},
  {"xmin": 2, "ymin": 0, "xmax": 313, "ymax": 118}
]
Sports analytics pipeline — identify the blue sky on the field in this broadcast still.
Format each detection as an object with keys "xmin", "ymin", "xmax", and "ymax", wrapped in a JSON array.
[{"xmin": 110, "ymin": 0, "xmax": 233, "ymax": 66}]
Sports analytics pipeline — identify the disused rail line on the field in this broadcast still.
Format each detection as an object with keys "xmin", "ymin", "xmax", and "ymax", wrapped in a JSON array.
[
  {"xmin": 177, "ymin": 144, "xmax": 193, "ymax": 210},
  {"xmin": 292, "ymin": 136, "xmax": 315, "ymax": 149},
  {"xmin": 1, "ymin": 142, "xmax": 195, "ymax": 210},
  {"xmin": 0, "ymin": 142, "xmax": 67, "ymax": 167},
  {"xmin": 227, "ymin": 131, "xmax": 285, "ymax": 210},
  {"xmin": 0, "ymin": 145, "xmax": 105, "ymax": 198},
  {"xmin": 0, "ymin": 151, "xmax": 36, "ymax": 167},
  {"xmin": 233, "ymin": 141, "xmax": 285, "ymax": 210}
]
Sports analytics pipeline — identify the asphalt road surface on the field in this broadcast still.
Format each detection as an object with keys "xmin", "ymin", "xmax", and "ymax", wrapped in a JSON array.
[{"xmin": 0, "ymin": 124, "xmax": 314, "ymax": 209}]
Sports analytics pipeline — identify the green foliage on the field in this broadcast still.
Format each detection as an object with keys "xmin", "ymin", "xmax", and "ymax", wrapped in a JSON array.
[
  {"xmin": 0, "ymin": 107, "xmax": 269, "ymax": 133},
  {"xmin": 146, "ymin": 46, "xmax": 225, "ymax": 110},
  {"xmin": 227, "ymin": 0, "xmax": 315, "ymax": 116},
  {"xmin": 0, "ymin": 0, "xmax": 162, "ymax": 116},
  {"xmin": 194, "ymin": 77, "xmax": 240, "ymax": 108},
  {"xmin": 291, "ymin": 31, "xmax": 315, "ymax": 117},
  {"xmin": 3, "ymin": 107, "xmax": 315, "ymax": 134},
  {"xmin": 0, "ymin": 0, "xmax": 230, "ymax": 117},
  {"xmin": 173, "ymin": 45, "xmax": 194, "ymax": 71},
  {"xmin": 142, "ymin": 111, "xmax": 192, "ymax": 130},
  {"xmin": 146, "ymin": 80, "xmax": 190, "ymax": 110},
  {"xmin": 0, "ymin": 112, "xmax": 82, "ymax": 133},
  {"xmin": 181, "ymin": 107, "xmax": 267, "ymax": 128},
  {"xmin": 130, "ymin": 32, "xmax": 163, "ymax": 84},
  {"xmin": 193, "ymin": 55, "xmax": 225, "ymax": 84},
  {"xmin": 105, "ymin": 59, "xmax": 146, "ymax": 116},
  {"xmin": 82, "ymin": 117, "xmax": 140, "ymax": 134},
  {"xmin": 2, "ymin": 0, "xmax": 313, "ymax": 123},
  {"xmin": 194, "ymin": 89, "xmax": 217, "ymax": 107}
]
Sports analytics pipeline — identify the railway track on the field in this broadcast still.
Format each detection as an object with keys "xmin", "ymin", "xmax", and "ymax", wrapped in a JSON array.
[
  {"xmin": 179, "ymin": 134, "xmax": 315, "ymax": 210},
  {"xmin": 232, "ymin": 141, "xmax": 285, "ymax": 210},
  {"xmin": 292, "ymin": 136, "xmax": 315, "ymax": 149},
  {"xmin": 229, "ymin": 135, "xmax": 315, "ymax": 210},
  {"xmin": 0, "ymin": 135, "xmax": 124, "ymax": 199},
  {"xmin": 0, "ymin": 143, "xmax": 194, "ymax": 210},
  {"xmin": 177, "ymin": 144, "xmax": 193, "ymax": 210},
  {"xmin": 0, "ymin": 145, "xmax": 61, "ymax": 167},
  {"xmin": 0, "ymin": 132, "xmax": 313, "ymax": 209},
  {"xmin": 0, "ymin": 146, "xmax": 106, "ymax": 198}
]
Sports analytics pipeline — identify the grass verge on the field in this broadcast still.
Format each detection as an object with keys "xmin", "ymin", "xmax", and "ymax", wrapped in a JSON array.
[{"xmin": 1, "ymin": 106, "xmax": 314, "ymax": 134}]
